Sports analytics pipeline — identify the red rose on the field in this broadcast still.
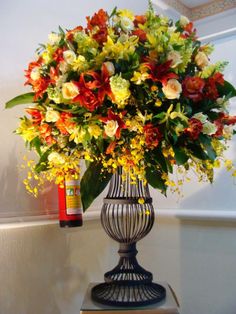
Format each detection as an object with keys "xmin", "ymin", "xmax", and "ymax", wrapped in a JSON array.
[
  {"xmin": 144, "ymin": 123, "xmax": 162, "ymax": 149},
  {"xmin": 205, "ymin": 72, "xmax": 224, "ymax": 100},
  {"xmin": 182, "ymin": 76, "xmax": 205, "ymax": 102},
  {"xmin": 184, "ymin": 118, "xmax": 203, "ymax": 140},
  {"xmin": 77, "ymin": 88, "xmax": 100, "ymax": 112}
]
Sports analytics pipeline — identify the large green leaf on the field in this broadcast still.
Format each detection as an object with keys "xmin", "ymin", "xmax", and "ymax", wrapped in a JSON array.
[
  {"xmin": 80, "ymin": 162, "xmax": 112, "ymax": 211},
  {"xmin": 34, "ymin": 148, "xmax": 52, "ymax": 173},
  {"xmin": 145, "ymin": 166, "xmax": 167, "ymax": 195},
  {"xmin": 5, "ymin": 93, "xmax": 35, "ymax": 109},
  {"xmin": 199, "ymin": 134, "xmax": 216, "ymax": 161},
  {"xmin": 172, "ymin": 146, "xmax": 189, "ymax": 165},
  {"xmin": 153, "ymin": 148, "xmax": 168, "ymax": 173},
  {"xmin": 187, "ymin": 143, "xmax": 208, "ymax": 160},
  {"xmin": 218, "ymin": 80, "xmax": 236, "ymax": 98}
]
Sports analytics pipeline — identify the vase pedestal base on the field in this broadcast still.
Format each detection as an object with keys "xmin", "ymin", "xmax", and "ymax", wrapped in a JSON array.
[
  {"xmin": 80, "ymin": 282, "xmax": 180, "ymax": 314},
  {"xmin": 91, "ymin": 282, "xmax": 166, "ymax": 307}
]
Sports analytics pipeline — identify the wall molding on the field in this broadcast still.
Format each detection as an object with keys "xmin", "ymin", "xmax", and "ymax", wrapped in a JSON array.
[
  {"xmin": 152, "ymin": 0, "xmax": 236, "ymax": 21},
  {"xmin": 2, "ymin": 208, "xmax": 236, "ymax": 229}
]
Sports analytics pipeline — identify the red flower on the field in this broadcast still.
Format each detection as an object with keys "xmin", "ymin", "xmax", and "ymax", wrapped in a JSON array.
[
  {"xmin": 181, "ymin": 22, "xmax": 197, "ymax": 40},
  {"xmin": 184, "ymin": 118, "xmax": 203, "ymax": 140},
  {"xmin": 87, "ymin": 9, "xmax": 108, "ymax": 29},
  {"xmin": 86, "ymin": 9, "xmax": 108, "ymax": 45},
  {"xmin": 32, "ymin": 77, "xmax": 51, "ymax": 100},
  {"xmin": 134, "ymin": 15, "xmax": 147, "ymax": 27},
  {"xmin": 100, "ymin": 109, "xmax": 126, "ymax": 139},
  {"xmin": 144, "ymin": 61, "xmax": 178, "ymax": 86},
  {"xmin": 83, "ymin": 64, "xmax": 114, "ymax": 103},
  {"xmin": 66, "ymin": 26, "xmax": 83, "ymax": 41},
  {"xmin": 214, "ymin": 112, "xmax": 236, "ymax": 137},
  {"xmin": 205, "ymin": 72, "xmax": 224, "ymax": 100},
  {"xmin": 143, "ymin": 123, "xmax": 162, "ymax": 149},
  {"xmin": 25, "ymin": 58, "xmax": 51, "ymax": 100},
  {"xmin": 182, "ymin": 76, "xmax": 205, "ymax": 102},
  {"xmin": 73, "ymin": 75, "xmax": 101, "ymax": 112},
  {"xmin": 26, "ymin": 108, "xmax": 43, "ymax": 125},
  {"xmin": 132, "ymin": 29, "xmax": 147, "ymax": 42},
  {"xmin": 53, "ymin": 48, "xmax": 65, "ymax": 63}
]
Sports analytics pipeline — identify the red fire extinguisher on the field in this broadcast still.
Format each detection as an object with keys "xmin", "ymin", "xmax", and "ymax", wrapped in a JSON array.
[{"xmin": 58, "ymin": 176, "xmax": 83, "ymax": 227}]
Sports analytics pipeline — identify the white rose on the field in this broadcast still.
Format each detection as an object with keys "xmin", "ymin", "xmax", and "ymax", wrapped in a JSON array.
[
  {"xmin": 120, "ymin": 17, "xmax": 134, "ymax": 32},
  {"xmin": 179, "ymin": 15, "xmax": 190, "ymax": 27},
  {"xmin": 162, "ymin": 79, "xmax": 182, "ymax": 99},
  {"xmin": 30, "ymin": 67, "xmax": 41, "ymax": 81},
  {"xmin": 104, "ymin": 120, "xmax": 119, "ymax": 138},
  {"xmin": 195, "ymin": 51, "xmax": 209, "ymax": 69},
  {"xmin": 63, "ymin": 50, "xmax": 76, "ymax": 65},
  {"xmin": 62, "ymin": 82, "xmax": 79, "ymax": 99},
  {"xmin": 193, "ymin": 112, "xmax": 208, "ymax": 123},
  {"xmin": 48, "ymin": 33, "xmax": 61, "ymax": 46},
  {"xmin": 45, "ymin": 109, "xmax": 60, "ymax": 122},
  {"xmin": 202, "ymin": 121, "xmax": 217, "ymax": 135},
  {"xmin": 48, "ymin": 152, "xmax": 65, "ymax": 165},
  {"xmin": 167, "ymin": 50, "xmax": 182, "ymax": 68},
  {"xmin": 104, "ymin": 61, "xmax": 115, "ymax": 76}
]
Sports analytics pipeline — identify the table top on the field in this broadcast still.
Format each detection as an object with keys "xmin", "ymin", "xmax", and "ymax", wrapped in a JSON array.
[{"xmin": 80, "ymin": 282, "xmax": 180, "ymax": 314}]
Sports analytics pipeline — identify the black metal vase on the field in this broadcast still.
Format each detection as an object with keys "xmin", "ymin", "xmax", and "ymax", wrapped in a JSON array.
[{"xmin": 91, "ymin": 167, "xmax": 166, "ymax": 307}]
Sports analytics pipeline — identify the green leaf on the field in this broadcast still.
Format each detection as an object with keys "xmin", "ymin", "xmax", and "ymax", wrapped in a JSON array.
[
  {"xmin": 5, "ymin": 93, "xmax": 35, "ymax": 109},
  {"xmin": 172, "ymin": 146, "xmax": 189, "ymax": 165},
  {"xmin": 145, "ymin": 167, "xmax": 167, "ymax": 195},
  {"xmin": 30, "ymin": 137, "xmax": 42, "ymax": 157},
  {"xmin": 199, "ymin": 134, "xmax": 216, "ymax": 161},
  {"xmin": 218, "ymin": 80, "xmax": 236, "ymax": 98},
  {"xmin": 34, "ymin": 148, "xmax": 52, "ymax": 173},
  {"xmin": 187, "ymin": 143, "xmax": 208, "ymax": 160},
  {"xmin": 152, "ymin": 148, "xmax": 168, "ymax": 173},
  {"xmin": 80, "ymin": 162, "xmax": 112, "ymax": 211}
]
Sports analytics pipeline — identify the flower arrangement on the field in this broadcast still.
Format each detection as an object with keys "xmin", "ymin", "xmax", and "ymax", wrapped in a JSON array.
[{"xmin": 6, "ymin": 3, "xmax": 236, "ymax": 210}]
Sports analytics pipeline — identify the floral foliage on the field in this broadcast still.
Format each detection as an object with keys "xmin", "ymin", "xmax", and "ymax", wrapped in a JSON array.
[{"xmin": 6, "ymin": 3, "xmax": 236, "ymax": 210}]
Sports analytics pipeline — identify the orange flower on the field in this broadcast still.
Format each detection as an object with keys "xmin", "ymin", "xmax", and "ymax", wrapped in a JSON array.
[
  {"xmin": 56, "ymin": 112, "xmax": 75, "ymax": 135},
  {"xmin": 26, "ymin": 108, "xmax": 43, "ymax": 125},
  {"xmin": 134, "ymin": 15, "xmax": 147, "ymax": 27},
  {"xmin": 132, "ymin": 29, "xmax": 147, "ymax": 42},
  {"xmin": 39, "ymin": 124, "xmax": 55, "ymax": 145}
]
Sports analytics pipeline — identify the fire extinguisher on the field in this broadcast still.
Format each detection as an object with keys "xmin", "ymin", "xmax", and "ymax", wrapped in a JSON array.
[{"xmin": 58, "ymin": 176, "xmax": 83, "ymax": 228}]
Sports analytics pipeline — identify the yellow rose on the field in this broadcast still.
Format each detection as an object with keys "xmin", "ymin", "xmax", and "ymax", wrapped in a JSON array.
[
  {"xmin": 88, "ymin": 124, "xmax": 102, "ymax": 139},
  {"xmin": 62, "ymin": 82, "xmax": 79, "ymax": 99},
  {"xmin": 45, "ymin": 109, "xmax": 60, "ymax": 122},
  {"xmin": 195, "ymin": 51, "xmax": 209, "ymax": 69},
  {"xmin": 162, "ymin": 79, "xmax": 182, "ymax": 99},
  {"xmin": 48, "ymin": 152, "xmax": 65, "ymax": 165},
  {"xmin": 48, "ymin": 33, "xmax": 61, "ymax": 46},
  {"xmin": 63, "ymin": 50, "xmax": 76, "ymax": 65},
  {"xmin": 104, "ymin": 120, "xmax": 119, "ymax": 137},
  {"xmin": 104, "ymin": 61, "xmax": 115, "ymax": 76},
  {"xmin": 167, "ymin": 51, "xmax": 182, "ymax": 68},
  {"xmin": 110, "ymin": 74, "xmax": 131, "ymax": 107}
]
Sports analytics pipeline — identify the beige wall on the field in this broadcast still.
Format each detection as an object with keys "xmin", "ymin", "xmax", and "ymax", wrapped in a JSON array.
[{"xmin": 1, "ymin": 217, "xmax": 236, "ymax": 314}]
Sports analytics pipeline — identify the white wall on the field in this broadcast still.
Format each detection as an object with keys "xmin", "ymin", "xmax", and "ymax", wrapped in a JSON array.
[{"xmin": 1, "ymin": 1, "xmax": 236, "ymax": 314}]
